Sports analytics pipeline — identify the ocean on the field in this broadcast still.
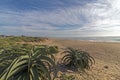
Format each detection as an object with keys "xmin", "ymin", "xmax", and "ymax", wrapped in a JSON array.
[{"xmin": 64, "ymin": 36, "xmax": 120, "ymax": 42}]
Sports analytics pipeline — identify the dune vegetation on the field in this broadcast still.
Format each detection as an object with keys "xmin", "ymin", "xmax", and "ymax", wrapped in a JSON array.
[{"xmin": 0, "ymin": 36, "xmax": 94, "ymax": 80}]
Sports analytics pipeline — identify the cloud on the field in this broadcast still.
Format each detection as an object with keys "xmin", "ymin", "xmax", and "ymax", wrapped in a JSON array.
[{"xmin": 0, "ymin": 0, "xmax": 120, "ymax": 37}]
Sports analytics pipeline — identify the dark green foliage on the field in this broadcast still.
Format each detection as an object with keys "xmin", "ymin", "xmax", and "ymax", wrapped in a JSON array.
[
  {"xmin": 0, "ymin": 36, "xmax": 59, "ymax": 80},
  {"xmin": 59, "ymin": 74, "xmax": 75, "ymax": 80},
  {"xmin": 33, "ymin": 45, "xmax": 59, "ymax": 62},
  {"xmin": 0, "ymin": 38, "xmax": 15, "ymax": 49},
  {"xmin": 0, "ymin": 45, "xmax": 28, "ymax": 74},
  {"xmin": 61, "ymin": 48, "xmax": 95, "ymax": 72},
  {"xmin": 34, "ymin": 45, "xmax": 59, "ymax": 54},
  {"xmin": 8, "ymin": 36, "xmax": 46, "ymax": 42},
  {"xmin": 0, "ymin": 36, "xmax": 47, "ymax": 49},
  {"xmin": 0, "ymin": 45, "xmax": 58, "ymax": 80},
  {"xmin": 48, "ymin": 46, "xmax": 59, "ymax": 54}
]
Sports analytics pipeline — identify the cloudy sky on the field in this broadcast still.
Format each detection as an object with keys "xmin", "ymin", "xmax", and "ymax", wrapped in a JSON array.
[{"xmin": 0, "ymin": 0, "xmax": 120, "ymax": 37}]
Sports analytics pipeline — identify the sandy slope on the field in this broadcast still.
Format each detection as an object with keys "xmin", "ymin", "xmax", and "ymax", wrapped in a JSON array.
[{"xmin": 51, "ymin": 39, "xmax": 120, "ymax": 80}]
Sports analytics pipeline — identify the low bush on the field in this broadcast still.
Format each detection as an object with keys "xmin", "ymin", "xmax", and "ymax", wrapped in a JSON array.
[{"xmin": 61, "ymin": 48, "xmax": 95, "ymax": 72}]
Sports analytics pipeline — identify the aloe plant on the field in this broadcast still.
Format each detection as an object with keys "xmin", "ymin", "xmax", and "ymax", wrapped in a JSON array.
[
  {"xmin": 0, "ymin": 45, "xmax": 27, "ymax": 74},
  {"xmin": 0, "ymin": 45, "xmax": 56, "ymax": 80},
  {"xmin": 59, "ymin": 74, "xmax": 75, "ymax": 80},
  {"xmin": 48, "ymin": 46, "xmax": 58, "ymax": 54},
  {"xmin": 61, "ymin": 48, "xmax": 95, "ymax": 72}
]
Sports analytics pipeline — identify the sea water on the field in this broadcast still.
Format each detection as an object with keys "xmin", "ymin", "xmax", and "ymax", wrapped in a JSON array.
[{"xmin": 65, "ymin": 36, "xmax": 120, "ymax": 42}]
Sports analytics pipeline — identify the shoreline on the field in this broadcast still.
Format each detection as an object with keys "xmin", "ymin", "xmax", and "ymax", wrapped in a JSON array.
[
  {"xmin": 51, "ymin": 37, "xmax": 120, "ymax": 43},
  {"xmin": 49, "ymin": 36, "xmax": 120, "ymax": 43}
]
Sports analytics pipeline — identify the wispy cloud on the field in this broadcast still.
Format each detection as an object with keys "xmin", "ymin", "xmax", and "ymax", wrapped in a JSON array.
[{"xmin": 0, "ymin": 0, "xmax": 120, "ymax": 37}]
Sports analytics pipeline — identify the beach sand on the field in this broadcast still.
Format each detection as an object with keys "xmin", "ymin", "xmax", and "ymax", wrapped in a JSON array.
[
  {"xmin": 19, "ymin": 38, "xmax": 120, "ymax": 80},
  {"xmin": 50, "ymin": 39, "xmax": 120, "ymax": 80}
]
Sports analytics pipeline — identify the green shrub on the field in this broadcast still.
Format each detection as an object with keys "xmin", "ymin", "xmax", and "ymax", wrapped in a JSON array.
[
  {"xmin": 48, "ymin": 46, "xmax": 59, "ymax": 54},
  {"xmin": 0, "ymin": 46, "xmax": 56, "ymax": 80},
  {"xmin": 61, "ymin": 48, "xmax": 95, "ymax": 72},
  {"xmin": 0, "ymin": 44, "xmax": 31, "ymax": 75},
  {"xmin": 8, "ymin": 36, "xmax": 45, "ymax": 42},
  {"xmin": 59, "ymin": 74, "xmax": 75, "ymax": 80}
]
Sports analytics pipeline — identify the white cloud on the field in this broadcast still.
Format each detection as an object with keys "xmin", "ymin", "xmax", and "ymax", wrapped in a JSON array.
[{"xmin": 0, "ymin": 0, "xmax": 120, "ymax": 37}]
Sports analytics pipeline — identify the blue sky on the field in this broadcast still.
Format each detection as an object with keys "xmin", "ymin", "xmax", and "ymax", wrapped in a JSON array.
[{"xmin": 0, "ymin": 0, "xmax": 120, "ymax": 37}]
